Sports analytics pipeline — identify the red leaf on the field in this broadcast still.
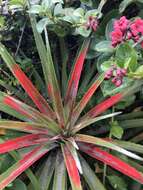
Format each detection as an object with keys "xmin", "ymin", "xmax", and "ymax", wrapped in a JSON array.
[
  {"xmin": 71, "ymin": 73, "xmax": 104, "ymax": 125},
  {"xmin": 3, "ymin": 94, "xmax": 55, "ymax": 124},
  {"xmin": 0, "ymin": 134, "xmax": 48, "ymax": 154},
  {"xmin": 79, "ymin": 143, "xmax": 143, "ymax": 184},
  {"xmin": 4, "ymin": 96, "xmax": 34, "ymax": 120},
  {"xmin": 65, "ymin": 38, "xmax": 90, "ymax": 111},
  {"xmin": 81, "ymin": 93, "xmax": 123, "ymax": 121},
  {"xmin": 0, "ymin": 145, "xmax": 49, "ymax": 190},
  {"xmin": 12, "ymin": 64, "xmax": 55, "ymax": 118},
  {"xmin": 62, "ymin": 145, "xmax": 82, "ymax": 190}
]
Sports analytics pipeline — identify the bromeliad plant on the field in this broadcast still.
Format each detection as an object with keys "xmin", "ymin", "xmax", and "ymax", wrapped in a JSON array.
[{"xmin": 1, "ymin": 13, "xmax": 143, "ymax": 190}]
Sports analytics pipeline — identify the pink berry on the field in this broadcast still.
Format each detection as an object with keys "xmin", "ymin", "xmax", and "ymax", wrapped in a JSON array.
[
  {"xmin": 105, "ymin": 74, "xmax": 111, "ymax": 79},
  {"xmin": 127, "ymin": 31, "xmax": 132, "ymax": 39},
  {"xmin": 90, "ymin": 19, "xmax": 98, "ymax": 32},
  {"xmin": 112, "ymin": 77, "xmax": 117, "ymax": 84},
  {"xmin": 121, "ymin": 68, "xmax": 127, "ymax": 75},
  {"xmin": 115, "ymin": 79, "xmax": 122, "ymax": 87},
  {"xmin": 105, "ymin": 69, "xmax": 113, "ymax": 79},
  {"xmin": 116, "ymin": 68, "xmax": 122, "ymax": 76},
  {"xmin": 106, "ymin": 69, "xmax": 113, "ymax": 75}
]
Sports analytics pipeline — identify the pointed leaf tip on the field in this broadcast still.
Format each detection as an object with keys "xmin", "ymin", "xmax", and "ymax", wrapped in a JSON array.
[{"xmin": 79, "ymin": 143, "xmax": 143, "ymax": 184}]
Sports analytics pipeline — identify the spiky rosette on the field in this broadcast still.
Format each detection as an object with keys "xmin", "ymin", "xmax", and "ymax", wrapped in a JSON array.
[{"xmin": 0, "ymin": 13, "xmax": 143, "ymax": 190}]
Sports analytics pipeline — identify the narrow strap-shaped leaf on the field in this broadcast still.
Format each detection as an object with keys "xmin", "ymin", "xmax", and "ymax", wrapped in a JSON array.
[
  {"xmin": 79, "ymin": 143, "xmax": 143, "ymax": 184},
  {"xmin": 71, "ymin": 73, "xmax": 105, "ymax": 127},
  {"xmin": 0, "ymin": 43, "xmax": 55, "ymax": 118},
  {"xmin": 0, "ymin": 120, "xmax": 49, "ymax": 134},
  {"xmin": 0, "ymin": 145, "xmax": 49, "ymax": 190},
  {"xmin": 76, "ymin": 134, "xmax": 143, "ymax": 161},
  {"xmin": 30, "ymin": 15, "xmax": 65, "ymax": 127},
  {"xmin": 79, "ymin": 155, "xmax": 106, "ymax": 190},
  {"xmin": 38, "ymin": 152, "xmax": 56, "ymax": 190},
  {"xmin": 0, "ymin": 103, "xmax": 29, "ymax": 121},
  {"xmin": 0, "ymin": 134, "xmax": 48, "ymax": 154},
  {"xmin": 53, "ymin": 151, "xmax": 66, "ymax": 190},
  {"xmin": 61, "ymin": 144, "xmax": 82, "ymax": 190},
  {"xmin": 109, "ymin": 139, "xmax": 143, "ymax": 154},
  {"xmin": 66, "ymin": 141, "xmax": 82, "ymax": 174},
  {"xmin": 0, "ymin": 92, "xmax": 60, "ymax": 133},
  {"xmin": 80, "ymin": 93, "xmax": 123, "ymax": 120},
  {"xmin": 0, "ymin": 79, "xmax": 26, "ymax": 102},
  {"xmin": 73, "ymin": 112, "xmax": 121, "ymax": 133},
  {"xmin": 65, "ymin": 38, "xmax": 91, "ymax": 113},
  {"xmin": 79, "ymin": 80, "xmax": 143, "ymax": 125}
]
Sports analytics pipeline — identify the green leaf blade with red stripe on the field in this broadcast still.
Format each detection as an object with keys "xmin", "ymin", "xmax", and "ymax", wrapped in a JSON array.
[
  {"xmin": 0, "ymin": 120, "xmax": 49, "ymax": 134},
  {"xmin": 79, "ymin": 143, "xmax": 143, "ymax": 184},
  {"xmin": 0, "ymin": 43, "xmax": 55, "ymax": 119},
  {"xmin": 71, "ymin": 73, "xmax": 105, "ymax": 126},
  {"xmin": 61, "ymin": 144, "xmax": 82, "ymax": 190},
  {"xmin": 79, "ymin": 155, "xmax": 106, "ymax": 190},
  {"xmin": 0, "ymin": 145, "xmax": 49, "ymax": 190},
  {"xmin": 65, "ymin": 38, "xmax": 90, "ymax": 113},
  {"xmin": 30, "ymin": 16, "xmax": 65, "ymax": 127},
  {"xmin": 53, "ymin": 151, "xmax": 66, "ymax": 190},
  {"xmin": 78, "ymin": 80, "xmax": 143, "ymax": 129},
  {"xmin": 0, "ymin": 134, "xmax": 48, "ymax": 154},
  {"xmin": 0, "ymin": 92, "xmax": 60, "ymax": 134},
  {"xmin": 76, "ymin": 134, "xmax": 143, "ymax": 161}
]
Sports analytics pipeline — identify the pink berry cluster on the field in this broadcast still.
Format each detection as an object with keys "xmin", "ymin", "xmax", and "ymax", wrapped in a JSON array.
[
  {"xmin": 105, "ymin": 66, "xmax": 127, "ymax": 87},
  {"xmin": 86, "ymin": 16, "xmax": 98, "ymax": 32},
  {"xmin": 111, "ymin": 16, "xmax": 143, "ymax": 47}
]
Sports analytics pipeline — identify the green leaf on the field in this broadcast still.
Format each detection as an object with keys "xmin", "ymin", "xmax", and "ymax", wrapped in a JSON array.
[
  {"xmin": 0, "ymin": 16, "xmax": 5, "ymax": 27},
  {"xmin": 129, "ymin": 65, "xmax": 143, "ymax": 78},
  {"xmin": 101, "ymin": 77, "xmax": 134, "ymax": 96},
  {"xmin": 53, "ymin": 151, "xmax": 66, "ymax": 190},
  {"xmin": 38, "ymin": 153, "xmax": 56, "ymax": 190},
  {"xmin": 73, "ymin": 112, "xmax": 121, "ymax": 133},
  {"xmin": 85, "ymin": 9, "xmax": 100, "ymax": 19},
  {"xmin": 8, "ymin": 179, "xmax": 27, "ymax": 190},
  {"xmin": 73, "ymin": 8, "xmax": 85, "ymax": 17},
  {"xmin": 80, "ymin": 155, "xmax": 106, "ymax": 190},
  {"xmin": 29, "ymin": 5, "xmax": 42, "ymax": 14},
  {"xmin": 110, "ymin": 121, "xmax": 124, "ymax": 139},
  {"xmin": 94, "ymin": 41, "xmax": 114, "ymax": 53},
  {"xmin": 75, "ymin": 27, "xmax": 91, "ymax": 37},
  {"xmin": 116, "ymin": 43, "xmax": 138, "ymax": 71},
  {"xmin": 119, "ymin": 0, "xmax": 135, "ymax": 13},
  {"xmin": 112, "ymin": 140, "xmax": 143, "ymax": 154},
  {"xmin": 100, "ymin": 60, "xmax": 113, "ymax": 71},
  {"xmin": 107, "ymin": 175, "xmax": 127, "ymax": 190},
  {"xmin": 36, "ymin": 18, "xmax": 53, "ymax": 33},
  {"xmin": 76, "ymin": 134, "xmax": 143, "ymax": 161},
  {"xmin": 29, "ymin": 15, "xmax": 65, "ymax": 126},
  {"xmin": 115, "ymin": 95, "xmax": 135, "ymax": 109},
  {"xmin": 54, "ymin": 3, "xmax": 64, "ymax": 16},
  {"xmin": 105, "ymin": 19, "xmax": 115, "ymax": 41},
  {"xmin": 80, "ymin": 0, "xmax": 93, "ymax": 6}
]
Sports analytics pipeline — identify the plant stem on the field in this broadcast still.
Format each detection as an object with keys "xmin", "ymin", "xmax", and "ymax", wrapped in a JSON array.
[{"xmin": 15, "ymin": 20, "xmax": 27, "ymax": 57}]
